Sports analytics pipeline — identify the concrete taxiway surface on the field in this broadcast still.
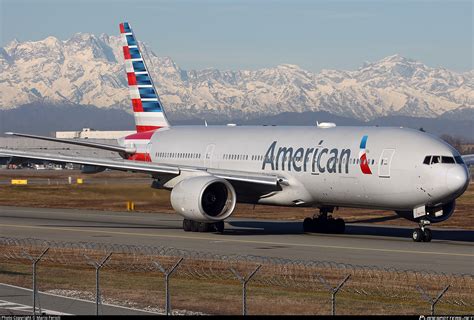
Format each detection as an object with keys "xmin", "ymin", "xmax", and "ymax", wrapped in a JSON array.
[
  {"xmin": 0, "ymin": 206, "xmax": 472, "ymax": 274},
  {"xmin": 0, "ymin": 283, "xmax": 157, "ymax": 315}
]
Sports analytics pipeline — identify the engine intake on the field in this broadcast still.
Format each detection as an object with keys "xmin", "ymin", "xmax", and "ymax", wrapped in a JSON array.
[{"xmin": 170, "ymin": 176, "xmax": 236, "ymax": 222}]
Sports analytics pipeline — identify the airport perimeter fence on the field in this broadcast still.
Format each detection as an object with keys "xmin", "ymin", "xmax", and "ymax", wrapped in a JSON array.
[{"xmin": 0, "ymin": 236, "xmax": 472, "ymax": 315}]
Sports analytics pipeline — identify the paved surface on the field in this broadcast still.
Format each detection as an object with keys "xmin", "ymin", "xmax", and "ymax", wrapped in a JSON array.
[
  {"xmin": 0, "ymin": 283, "xmax": 157, "ymax": 315},
  {"xmin": 0, "ymin": 206, "xmax": 472, "ymax": 274}
]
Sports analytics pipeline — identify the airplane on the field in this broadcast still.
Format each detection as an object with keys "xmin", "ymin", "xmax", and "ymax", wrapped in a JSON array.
[{"xmin": 1, "ymin": 22, "xmax": 471, "ymax": 242}]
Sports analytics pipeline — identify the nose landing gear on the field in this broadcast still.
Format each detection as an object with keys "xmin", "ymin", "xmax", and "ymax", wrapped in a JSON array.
[
  {"xmin": 412, "ymin": 219, "xmax": 432, "ymax": 242},
  {"xmin": 303, "ymin": 207, "xmax": 345, "ymax": 234}
]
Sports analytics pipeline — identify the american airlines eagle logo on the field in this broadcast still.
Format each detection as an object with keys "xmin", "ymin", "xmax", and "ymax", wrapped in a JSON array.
[{"xmin": 359, "ymin": 135, "xmax": 372, "ymax": 174}]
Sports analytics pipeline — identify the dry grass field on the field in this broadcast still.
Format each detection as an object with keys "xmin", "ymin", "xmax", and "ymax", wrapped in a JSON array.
[
  {"xmin": 0, "ymin": 256, "xmax": 471, "ymax": 315},
  {"xmin": 0, "ymin": 169, "xmax": 472, "ymax": 229}
]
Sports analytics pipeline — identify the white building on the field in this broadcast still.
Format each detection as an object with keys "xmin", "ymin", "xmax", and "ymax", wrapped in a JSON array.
[{"xmin": 56, "ymin": 128, "xmax": 135, "ymax": 139}]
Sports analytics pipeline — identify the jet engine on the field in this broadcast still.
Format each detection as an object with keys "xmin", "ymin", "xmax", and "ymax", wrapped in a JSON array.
[
  {"xmin": 396, "ymin": 200, "xmax": 456, "ymax": 223},
  {"xmin": 170, "ymin": 176, "xmax": 236, "ymax": 222}
]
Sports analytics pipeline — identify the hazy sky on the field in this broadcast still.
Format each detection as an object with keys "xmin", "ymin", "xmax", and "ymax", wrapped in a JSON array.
[{"xmin": 1, "ymin": 0, "xmax": 472, "ymax": 72}]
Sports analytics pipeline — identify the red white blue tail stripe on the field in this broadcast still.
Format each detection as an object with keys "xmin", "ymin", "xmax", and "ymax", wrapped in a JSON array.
[
  {"xmin": 359, "ymin": 135, "xmax": 372, "ymax": 174},
  {"xmin": 119, "ymin": 22, "xmax": 170, "ymax": 132}
]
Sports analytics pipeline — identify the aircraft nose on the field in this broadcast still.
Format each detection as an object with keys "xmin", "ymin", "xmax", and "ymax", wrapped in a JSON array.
[{"xmin": 446, "ymin": 166, "xmax": 469, "ymax": 193}]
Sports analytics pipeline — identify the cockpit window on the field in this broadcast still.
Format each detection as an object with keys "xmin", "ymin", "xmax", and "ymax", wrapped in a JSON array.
[
  {"xmin": 441, "ymin": 156, "xmax": 455, "ymax": 164},
  {"xmin": 423, "ymin": 155, "xmax": 459, "ymax": 165},
  {"xmin": 454, "ymin": 156, "xmax": 464, "ymax": 164}
]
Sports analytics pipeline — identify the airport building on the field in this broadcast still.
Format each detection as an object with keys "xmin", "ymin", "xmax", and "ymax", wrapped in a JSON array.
[{"xmin": 56, "ymin": 128, "xmax": 135, "ymax": 139}]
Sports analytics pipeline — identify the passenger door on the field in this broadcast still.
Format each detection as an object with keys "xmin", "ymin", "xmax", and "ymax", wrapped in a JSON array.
[
  {"xmin": 378, "ymin": 149, "xmax": 395, "ymax": 178},
  {"xmin": 204, "ymin": 144, "xmax": 215, "ymax": 168}
]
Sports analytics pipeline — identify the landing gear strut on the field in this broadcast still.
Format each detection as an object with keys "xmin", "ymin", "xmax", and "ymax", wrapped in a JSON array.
[
  {"xmin": 183, "ymin": 219, "xmax": 224, "ymax": 233},
  {"xmin": 412, "ymin": 219, "xmax": 432, "ymax": 242},
  {"xmin": 303, "ymin": 207, "xmax": 345, "ymax": 234}
]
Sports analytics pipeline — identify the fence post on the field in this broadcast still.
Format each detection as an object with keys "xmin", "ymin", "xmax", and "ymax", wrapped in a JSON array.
[
  {"xmin": 230, "ymin": 265, "xmax": 262, "ymax": 316},
  {"xmin": 417, "ymin": 284, "xmax": 450, "ymax": 316},
  {"xmin": 319, "ymin": 274, "xmax": 351, "ymax": 316},
  {"xmin": 153, "ymin": 258, "xmax": 184, "ymax": 315},
  {"xmin": 28, "ymin": 248, "xmax": 49, "ymax": 319},
  {"xmin": 84, "ymin": 252, "xmax": 113, "ymax": 316}
]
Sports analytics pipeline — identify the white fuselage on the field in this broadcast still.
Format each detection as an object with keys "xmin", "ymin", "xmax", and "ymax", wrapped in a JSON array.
[{"xmin": 130, "ymin": 125, "xmax": 470, "ymax": 212}]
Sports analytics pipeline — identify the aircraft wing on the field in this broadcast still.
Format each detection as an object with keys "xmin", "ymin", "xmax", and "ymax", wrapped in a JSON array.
[
  {"xmin": 5, "ymin": 132, "xmax": 134, "ymax": 154},
  {"xmin": 462, "ymin": 154, "xmax": 474, "ymax": 166},
  {"xmin": 0, "ymin": 149, "xmax": 282, "ymax": 186}
]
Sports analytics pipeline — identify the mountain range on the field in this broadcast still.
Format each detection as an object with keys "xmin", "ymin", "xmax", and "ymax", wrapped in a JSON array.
[{"xmin": 0, "ymin": 33, "xmax": 472, "ymax": 122}]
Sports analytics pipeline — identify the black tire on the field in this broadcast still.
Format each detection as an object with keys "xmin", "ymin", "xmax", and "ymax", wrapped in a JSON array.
[
  {"xmin": 335, "ymin": 218, "xmax": 345, "ymax": 234},
  {"xmin": 313, "ymin": 218, "xmax": 327, "ymax": 233},
  {"xmin": 215, "ymin": 221, "xmax": 225, "ymax": 233},
  {"xmin": 198, "ymin": 222, "xmax": 209, "ymax": 232},
  {"xmin": 303, "ymin": 218, "xmax": 313, "ymax": 232},
  {"xmin": 412, "ymin": 228, "xmax": 423, "ymax": 242},
  {"xmin": 423, "ymin": 228, "xmax": 432, "ymax": 242},
  {"xmin": 190, "ymin": 220, "xmax": 199, "ymax": 232},
  {"xmin": 183, "ymin": 219, "xmax": 191, "ymax": 232}
]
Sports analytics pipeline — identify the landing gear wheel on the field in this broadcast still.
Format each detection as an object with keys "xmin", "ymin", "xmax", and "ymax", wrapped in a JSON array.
[
  {"xmin": 335, "ymin": 218, "xmax": 345, "ymax": 234},
  {"xmin": 304, "ymin": 206, "xmax": 346, "ymax": 234},
  {"xmin": 197, "ymin": 222, "xmax": 210, "ymax": 232},
  {"xmin": 412, "ymin": 228, "xmax": 423, "ymax": 242},
  {"xmin": 422, "ymin": 228, "xmax": 432, "ymax": 242},
  {"xmin": 190, "ymin": 220, "xmax": 199, "ymax": 232},
  {"xmin": 312, "ymin": 217, "xmax": 325, "ymax": 233},
  {"xmin": 214, "ymin": 221, "xmax": 225, "ymax": 233},
  {"xmin": 303, "ymin": 218, "xmax": 313, "ymax": 232},
  {"xmin": 183, "ymin": 219, "xmax": 192, "ymax": 232}
]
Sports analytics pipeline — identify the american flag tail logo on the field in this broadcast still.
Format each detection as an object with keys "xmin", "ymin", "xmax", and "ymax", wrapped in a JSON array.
[
  {"xmin": 119, "ymin": 22, "xmax": 170, "ymax": 132},
  {"xmin": 359, "ymin": 135, "xmax": 372, "ymax": 175}
]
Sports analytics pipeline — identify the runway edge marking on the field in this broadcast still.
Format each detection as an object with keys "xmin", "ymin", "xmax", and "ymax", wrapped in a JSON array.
[{"xmin": 0, "ymin": 283, "xmax": 160, "ymax": 315}]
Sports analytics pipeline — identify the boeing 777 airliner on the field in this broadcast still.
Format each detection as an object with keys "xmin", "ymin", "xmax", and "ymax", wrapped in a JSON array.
[{"xmin": 1, "ymin": 23, "xmax": 471, "ymax": 242}]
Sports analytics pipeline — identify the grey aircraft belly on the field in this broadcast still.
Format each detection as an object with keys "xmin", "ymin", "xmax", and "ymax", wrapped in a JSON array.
[{"xmin": 0, "ymin": 22, "xmax": 471, "ymax": 242}]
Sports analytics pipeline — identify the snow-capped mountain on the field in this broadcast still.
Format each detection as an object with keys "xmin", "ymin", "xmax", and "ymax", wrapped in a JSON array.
[{"xmin": 0, "ymin": 33, "xmax": 472, "ymax": 121}]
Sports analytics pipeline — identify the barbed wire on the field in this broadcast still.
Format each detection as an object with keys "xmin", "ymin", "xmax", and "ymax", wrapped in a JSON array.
[{"xmin": 0, "ymin": 236, "xmax": 472, "ymax": 307}]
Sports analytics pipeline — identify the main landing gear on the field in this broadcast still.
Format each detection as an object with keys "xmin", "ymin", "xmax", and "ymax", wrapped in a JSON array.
[
  {"xmin": 412, "ymin": 219, "xmax": 432, "ymax": 242},
  {"xmin": 303, "ymin": 207, "xmax": 345, "ymax": 234},
  {"xmin": 182, "ymin": 219, "xmax": 225, "ymax": 233}
]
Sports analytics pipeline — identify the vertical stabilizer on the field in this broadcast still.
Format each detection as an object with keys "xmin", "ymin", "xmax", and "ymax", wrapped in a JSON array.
[{"xmin": 119, "ymin": 22, "xmax": 170, "ymax": 132}]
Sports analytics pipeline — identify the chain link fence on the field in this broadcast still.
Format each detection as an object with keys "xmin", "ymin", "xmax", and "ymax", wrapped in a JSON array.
[{"xmin": 0, "ymin": 236, "xmax": 472, "ymax": 315}]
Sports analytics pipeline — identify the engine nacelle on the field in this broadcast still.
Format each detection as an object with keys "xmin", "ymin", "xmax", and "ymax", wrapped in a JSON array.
[
  {"xmin": 396, "ymin": 200, "xmax": 456, "ymax": 223},
  {"xmin": 170, "ymin": 176, "xmax": 236, "ymax": 222}
]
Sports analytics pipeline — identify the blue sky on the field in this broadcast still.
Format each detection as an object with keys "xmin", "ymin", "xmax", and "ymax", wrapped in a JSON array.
[{"xmin": 1, "ymin": 0, "xmax": 472, "ymax": 72}]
